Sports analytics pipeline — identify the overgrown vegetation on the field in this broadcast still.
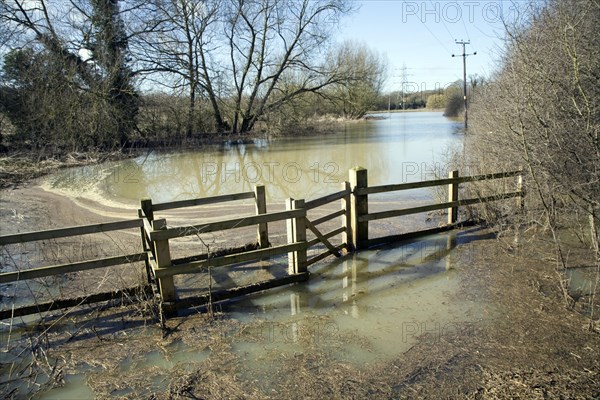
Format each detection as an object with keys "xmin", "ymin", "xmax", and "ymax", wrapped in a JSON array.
[
  {"xmin": 0, "ymin": 0, "xmax": 389, "ymax": 153},
  {"xmin": 467, "ymin": 0, "xmax": 599, "ymax": 314}
]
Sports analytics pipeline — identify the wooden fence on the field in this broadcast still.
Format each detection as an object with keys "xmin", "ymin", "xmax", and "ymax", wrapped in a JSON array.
[
  {"xmin": 0, "ymin": 167, "xmax": 524, "ymax": 319},
  {"xmin": 0, "ymin": 219, "xmax": 151, "ymax": 319}
]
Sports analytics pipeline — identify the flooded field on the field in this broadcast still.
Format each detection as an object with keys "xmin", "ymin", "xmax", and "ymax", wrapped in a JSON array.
[
  {"xmin": 2, "ymin": 112, "xmax": 482, "ymax": 397},
  {"xmin": 45, "ymin": 112, "xmax": 463, "ymax": 204},
  {"xmin": 33, "ymin": 229, "xmax": 491, "ymax": 398}
]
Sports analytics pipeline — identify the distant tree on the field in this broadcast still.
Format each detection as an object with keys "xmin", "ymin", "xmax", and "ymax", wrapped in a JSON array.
[
  {"xmin": 135, "ymin": 0, "xmax": 220, "ymax": 137},
  {"xmin": 443, "ymin": 90, "xmax": 464, "ymax": 117},
  {"xmin": 329, "ymin": 40, "xmax": 387, "ymax": 119},
  {"xmin": 138, "ymin": 0, "xmax": 355, "ymax": 133},
  {"xmin": 426, "ymin": 94, "xmax": 445, "ymax": 109}
]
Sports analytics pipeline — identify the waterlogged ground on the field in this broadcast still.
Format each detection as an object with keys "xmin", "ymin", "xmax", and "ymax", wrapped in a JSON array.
[
  {"xmin": 23, "ymin": 229, "xmax": 487, "ymax": 398},
  {"xmin": 2, "ymin": 222, "xmax": 599, "ymax": 398},
  {"xmin": 1, "ymin": 112, "xmax": 599, "ymax": 397}
]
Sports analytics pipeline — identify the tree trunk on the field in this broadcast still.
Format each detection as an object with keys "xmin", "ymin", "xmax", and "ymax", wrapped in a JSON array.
[
  {"xmin": 187, "ymin": 85, "xmax": 195, "ymax": 139},
  {"xmin": 240, "ymin": 116, "xmax": 254, "ymax": 133}
]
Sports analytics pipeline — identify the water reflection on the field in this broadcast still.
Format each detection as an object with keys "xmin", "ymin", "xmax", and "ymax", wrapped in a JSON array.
[
  {"xmin": 220, "ymin": 229, "xmax": 489, "ymax": 365},
  {"xmin": 31, "ymin": 229, "xmax": 492, "ymax": 398},
  {"xmin": 46, "ymin": 112, "xmax": 462, "ymax": 203}
]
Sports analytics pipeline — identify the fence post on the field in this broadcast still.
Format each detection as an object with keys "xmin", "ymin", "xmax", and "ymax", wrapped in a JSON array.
[
  {"xmin": 286, "ymin": 198, "xmax": 307, "ymax": 274},
  {"xmin": 152, "ymin": 218, "xmax": 176, "ymax": 304},
  {"xmin": 341, "ymin": 181, "xmax": 352, "ymax": 252},
  {"xmin": 254, "ymin": 185, "xmax": 269, "ymax": 248},
  {"xmin": 140, "ymin": 198, "xmax": 154, "ymax": 222},
  {"xmin": 138, "ymin": 209, "xmax": 153, "ymax": 284},
  {"xmin": 349, "ymin": 167, "xmax": 368, "ymax": 250},
  {"xmin": 447, "ymin": 170, "xmax": 459, "ymax": 224},
  {"xmin": 516, "ymin": 167, "xmax": 525, "ymax": 210}
]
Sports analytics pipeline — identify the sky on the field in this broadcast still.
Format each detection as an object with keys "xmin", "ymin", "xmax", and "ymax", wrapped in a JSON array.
[{"xmin": 335, "ymin": 0, "xmax": 531, "ymax": 93}]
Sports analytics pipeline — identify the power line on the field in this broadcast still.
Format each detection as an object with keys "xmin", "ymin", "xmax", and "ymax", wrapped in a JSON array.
[
  {"xmin": 452, "ymin": 40, "xmax": 476, "ymax": 130},
  {"xmin": 461, "ymin": 12, "xmax": 471, "ymax": 42},
  {"xmin": 429, "ymin": 0, "xmax": 456, "ymax": 43},
  {"xmin": 419, "ymin": 18, "xmax": 453, "ymax": 55}
]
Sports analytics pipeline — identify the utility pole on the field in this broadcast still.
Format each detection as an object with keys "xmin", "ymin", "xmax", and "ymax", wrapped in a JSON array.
[{"xmin": 452, "ymin": 40, "xmax": 476, "ymax": 130}]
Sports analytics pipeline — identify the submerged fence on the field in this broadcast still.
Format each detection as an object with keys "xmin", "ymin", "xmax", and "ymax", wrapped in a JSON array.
[{"xmin": 0, "ymin": 167, "xmax": 524, "ymax": 319}]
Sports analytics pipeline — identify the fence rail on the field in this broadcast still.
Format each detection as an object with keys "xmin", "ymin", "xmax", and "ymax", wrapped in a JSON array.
[
  {"xmin": 151, "ymin": 191, "xmax": 255, "ymax": 212},
  {"xmin": 360, "ymin": 170, "xmax": 522, "ymax": 195},
  {"xmin": 361, "ymin": 191, "xmax": 523, "ymax": 222},
  {"xmin": 0, "ymin": 167, "xmax": 524, "ymax": 319},
  {"xmin": 149, "ymin": 209, "xmax": 305, "ymax": 241},
  {"xmin": 0, "ymin": 219, "xmax": 143, "ymax": 246}
]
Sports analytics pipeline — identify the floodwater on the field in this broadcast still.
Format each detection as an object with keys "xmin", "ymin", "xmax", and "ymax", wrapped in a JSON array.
[
  {"xmin": 4, "ymin": 112, "xmax": 490, "ymax": 398},
  {"xmin": 38, "ymin": 228, "xmax": 491, "ymax": 399},
  {"xmin": 47, "ymin": 112, "xmax": 463, "ymax": 203}
]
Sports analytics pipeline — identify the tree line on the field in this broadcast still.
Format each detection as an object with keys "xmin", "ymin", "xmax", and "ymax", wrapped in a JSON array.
[{"xmin": 0, "ymin": 0, "xmax": 386, "ymax": 152}]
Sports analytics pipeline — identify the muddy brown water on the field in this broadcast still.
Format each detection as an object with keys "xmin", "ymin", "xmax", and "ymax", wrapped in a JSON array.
[
  {"xmin": 2, "ymin": 112, "xmax": 493, "ymax": 397},
  {"xmin": 44, "ymin": 112, "xmax": 464, "ymax": 204},
  {"xmin": 35, "ymin": 229, "xmax": 492, "ymax": 399}
]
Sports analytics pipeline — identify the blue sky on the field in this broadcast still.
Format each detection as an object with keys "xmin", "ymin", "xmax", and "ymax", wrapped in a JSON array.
[{"xmin": 335, "ymin": 0, "xmax": 531, "ymax": 92}]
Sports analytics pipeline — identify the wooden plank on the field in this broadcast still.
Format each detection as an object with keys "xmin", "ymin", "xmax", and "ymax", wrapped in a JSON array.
[
  {"xmin": 306, "ymin": 243, "xmax": 347, "ymax": 267},
  {"xmin": 341, "ymin": 181, "xmax": 352, "ymax": 251},
  {"xmin": 361, "ymin": 191, "xmax": 523, "ymax": 222},
  {"xmin": 305, "ymin": 188, "xmax": 351, "ymax": 210},
  {"xmin": 305, "ymin": 218, "xmax": 341, "ymax": 257},
  {"xmin": 140, "ymin": 199, "xmax": 154, "ymax": 222},
  {"xmin": 140, "ymin": 212, "xmax": 154, "ymax": 236},
  {"xmin": 350, "ymin": 167, "xmax": 369, "ymax": 250},
  {"xmin": 368, "ymin": 226, "xmax": 455, "ymax": 247},
  {"xmin": 150, "ymin": 209, "xmax": 305, "ymax": 241},
  {"xmin": 516, "ymin": 169, "xmax": 525, "ymax": 210},
  {"xmin": 254, "ymin": 185, "xmax": 269, "ymax": 248},
  {"xmin": 462, "ymin": 170, "xmax": 523, "ymax": 182},
  {"xmin": 152, "ymin": 218, "xmax": 176, "ymax": 303},
  {"xmin": 361, "ymin": 170, "xmax": 523, "ymax": 195},
  {"xmin": 0, "ymin": 253, "xmax": 147, "ymax": 284},
  {"xmin": 311, "ymin": 209, "xmax": 345, "ymax": 226},
  {"xmin": 0, "ymin": 285, "xmax": 153, "ymax": 320},
  {"xmin": 174, "ymin": 273, "xmax": 309, "ymax": 310},
  {"xmin": 448, "ymin": 170, "xmax": 459, "ymax": 224},
  {"xmin": 292, "ymin": 199, "xmax": 307, "ymax": 274},
  {"xmin": 154, "ymin": 242, "xmax": 306, "ymax": 278},
  {"xmin": 171, "ymin": 242, "xmax": 261, "ymax": 267},
  {"xmin": 306, "ymin": 226, "xmax": 346, "ymax": 248},
  {"xmin": 152, "ymin": 192, "xmax": 255, "ymax": 212},
  {"xmin": 458, "ymin": 192, "xmax": 524, "ymax": 206},
  {"xmin": 0, "ymin": 219, "xmax": 143, "ymax": 246},
  {"xmin": 367, "ymin": 220, "xmax": 478, "ymax": 248},
  {"xmin": 286, "ymin": 198, "xmax": 297, "ymax": 273}
]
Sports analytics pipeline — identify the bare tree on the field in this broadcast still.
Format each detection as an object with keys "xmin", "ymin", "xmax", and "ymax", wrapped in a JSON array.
[
  {"xmin": 132, "ymin": 0, "xmax": 221, "ymax": 137},
  {"xmin": 223, "ymin": 0, "xmax": 353, "ymax": 133},
  {"xmin": 469, "ymin": 0, "xmax": 599, "ymax": 303},
  {"xmin": 329, "ymin": 40, "xmax": 387, "ymax": 119},
  {"xmin": 137, "ymin": 0, "xmax": 353, "ymax": 134}
]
